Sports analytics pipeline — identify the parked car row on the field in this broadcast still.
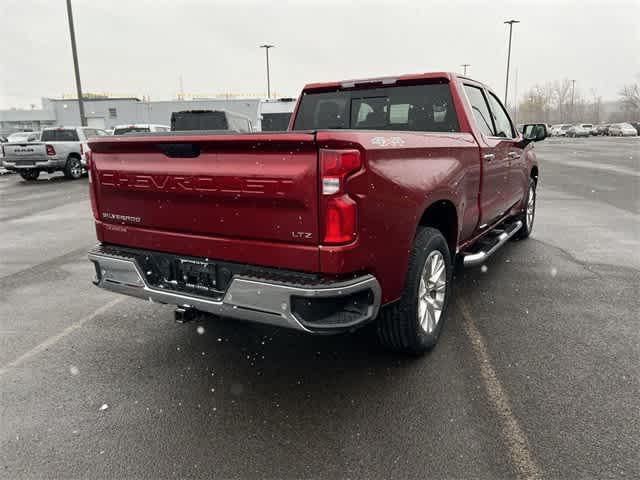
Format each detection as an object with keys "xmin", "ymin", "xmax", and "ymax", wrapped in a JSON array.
[
  {"xmin": 608, "ymin": 122, "xmax": 639, "ymax": 136},
  {"xmin": 549, "ymin": 122, "xmax": 638, "ymax": 137},
  {"xmin": 550, "ymin": 124, "xmax": 572, "ymax": 136}
]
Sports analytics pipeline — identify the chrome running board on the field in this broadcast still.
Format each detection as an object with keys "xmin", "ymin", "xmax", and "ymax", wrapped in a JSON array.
[{"xmin": 463, "ymin": 220, "xmax": 523, "ymax": 268}]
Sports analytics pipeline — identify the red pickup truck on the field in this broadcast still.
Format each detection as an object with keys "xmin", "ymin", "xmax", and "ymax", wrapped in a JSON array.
[{"xmin": 87, "ymin": 72, "xmax": 546, "ymax": 354}]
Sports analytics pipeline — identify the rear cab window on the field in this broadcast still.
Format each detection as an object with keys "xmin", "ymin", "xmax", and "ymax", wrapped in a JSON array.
[
  {"xmin": 41, "ymin": 129, "xmax": 79, "ymax": 142},
  {"xmin": 293, "ymin": 82, "xmax": 460, "ymax": 132}
]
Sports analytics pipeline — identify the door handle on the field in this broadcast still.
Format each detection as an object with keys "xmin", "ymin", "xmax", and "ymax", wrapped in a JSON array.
[
  {"xmin": 483, "ymin": 153, "xmax": 495, "ymax": 162},
  {"xmin": 508, "ymin": 151, "xmax": 520, "ymax": 159}
]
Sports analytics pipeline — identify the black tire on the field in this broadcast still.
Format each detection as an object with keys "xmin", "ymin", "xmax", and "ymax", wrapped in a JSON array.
[
  {"xmin": 376, "ymin": 227, "xmax": 453, "ymax": 355},
  {"xmin": 20, "ymin": 170, "xmax": 40, "ymax": 181},
  {"xmin": 514, "ymin": 178, "xmax": 536, "ymax": 240},
  {"xmin": 64, "ymin": 156, "xmax": 83, "ymax": 179}
]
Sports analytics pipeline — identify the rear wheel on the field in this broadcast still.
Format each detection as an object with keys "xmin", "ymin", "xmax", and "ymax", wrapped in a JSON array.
[
  {"xmin": 514, "ymin": 178, "xmax": 536, "ymax": 239},
  {"xmin": 376, "ymin": 227, "xmax": 452, "ymax": 355},
  {"xmin": 20, "ymin": 170, "xmax": 40, "ymax": 181},
  {"xmin": 64, "ymin": 156, "xmax": 83, "ymax": 179}
]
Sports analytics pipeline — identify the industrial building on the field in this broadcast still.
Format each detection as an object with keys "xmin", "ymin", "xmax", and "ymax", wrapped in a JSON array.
[{"xmin": 0, "ymin": 97, "xmax": 296, "ymax": 135}]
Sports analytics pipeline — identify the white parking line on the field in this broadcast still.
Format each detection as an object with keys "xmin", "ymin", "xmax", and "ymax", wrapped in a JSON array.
[
  {"xmin": 0, "ymin": 297, "xmax": 123, "ymax": 376},
  {"xmin": 459, "ymin": 300, "xmax": 542, "ymax": 480}
]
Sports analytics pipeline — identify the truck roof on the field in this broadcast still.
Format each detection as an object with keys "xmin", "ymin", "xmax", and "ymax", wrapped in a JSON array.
[{"xmin": 302, "ymin": 71, "xmax": 465, "ymax": 92}]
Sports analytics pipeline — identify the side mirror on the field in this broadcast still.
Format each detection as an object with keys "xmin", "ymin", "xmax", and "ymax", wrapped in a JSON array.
[
  {"xmin": 519, "ymin": 123, "xmax": 547, "ymax": 147},
  {"xmin": 523, "ymin": 124, "xmax": 547, "ymax": 141}
]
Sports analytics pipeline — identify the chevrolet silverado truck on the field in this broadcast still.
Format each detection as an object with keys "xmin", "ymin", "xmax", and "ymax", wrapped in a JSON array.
[
  {"xmin": 2, "ymin": 126, "xmax": 107, "ymax": 180},
  {"xmin": 86, "ymin": 72, "xmax": 546, "ymax": 354}
]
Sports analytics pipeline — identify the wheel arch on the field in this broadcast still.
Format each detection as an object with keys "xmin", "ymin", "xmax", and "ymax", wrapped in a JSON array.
[
  {"xmin": 417, "ymin": 199, "xmax": 459, "ymax": 253},
  {"xmin": 530, "ymin": 165, "xmax": 539, "ymax": 185}
]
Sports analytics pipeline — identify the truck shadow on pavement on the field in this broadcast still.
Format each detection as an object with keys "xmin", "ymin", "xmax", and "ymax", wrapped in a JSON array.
[
  {"xmin": 149, "ymin": 238, "xmax": 534, "ymax": 384},
  {"xmin": 14, "ymin": 175, "xmax": 88, "ymax": 185}
]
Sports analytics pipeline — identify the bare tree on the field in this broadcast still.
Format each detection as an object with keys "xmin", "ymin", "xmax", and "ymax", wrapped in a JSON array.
[
  {"xmin": 588, "ymin": 90, "xmax": 602, "ymax": 124},
  {"xmin": 552, "ymin": 79, "xmax": 573, "ymax": 122},
  {"xmin": 518, "ymin": 83, "xmax": 554, "ymax": 123},
  {"xmin": 619, "ymin": 81, "xmax": 640, "ymax": 120},
  {"xmin": 517, "ymin": 78, "xmax": 637, "ymax": 124}
]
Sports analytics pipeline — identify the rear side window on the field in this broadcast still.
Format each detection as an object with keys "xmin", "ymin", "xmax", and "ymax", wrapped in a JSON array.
[
  {"xmin": 41, "ymin": 129, "xmax": 79, "ymax": 141},
  {"xmin": 293, "ymin": 83, "xmax": 459, "ymax": 132},
  {"xmin": 463, "ymin": 85, "xmax": 495, "ymax": 137}
]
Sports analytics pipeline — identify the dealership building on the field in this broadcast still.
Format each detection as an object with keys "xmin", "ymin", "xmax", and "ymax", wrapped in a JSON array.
[{"xmin": 0, "ymin": 96, "xmax": 295, "ymax": 135}]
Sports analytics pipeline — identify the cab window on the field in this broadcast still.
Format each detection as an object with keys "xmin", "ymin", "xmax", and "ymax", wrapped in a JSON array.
[
  {"xmin": 486, "ymin": 92, "xmax": 515, "ymax": 138},
  {"xmin": 464, "ymin": 85, "xmax": 495, "ymax": 137}
]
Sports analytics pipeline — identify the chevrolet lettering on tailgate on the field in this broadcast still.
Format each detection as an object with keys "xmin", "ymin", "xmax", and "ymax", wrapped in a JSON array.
[{"xmin": 99, "ymin": 171, "xmax": 294, "ymax": 197}]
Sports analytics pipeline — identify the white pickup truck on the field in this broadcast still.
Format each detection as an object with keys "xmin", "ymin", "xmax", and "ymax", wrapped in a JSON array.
[{"xmin": 1, "ymin": 126, "xmax": 107, "ymax": 181}]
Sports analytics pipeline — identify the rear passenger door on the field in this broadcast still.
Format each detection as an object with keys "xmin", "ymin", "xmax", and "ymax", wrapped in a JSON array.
[
  {"xmin": 463, "ymin": 84, "xmax": 510, "ymax": 228},
  {"xmin": 485, "ymin": 91, "xmax": 525, "ymax": 212}
]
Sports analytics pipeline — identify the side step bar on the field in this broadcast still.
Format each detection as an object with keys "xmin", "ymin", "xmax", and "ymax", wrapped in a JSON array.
[{"xmin": 463, "ymin": 220, "xmax": 523, "ymax": 268}]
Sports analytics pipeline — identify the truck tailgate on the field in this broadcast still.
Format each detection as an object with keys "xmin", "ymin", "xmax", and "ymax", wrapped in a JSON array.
[
  {"xmin": 2, "ymin": 142, "xmax": 47, "ymax": 161},
  {"xmin": 89, "ymin": 133, "xmax": 319, "ymax": 248}
]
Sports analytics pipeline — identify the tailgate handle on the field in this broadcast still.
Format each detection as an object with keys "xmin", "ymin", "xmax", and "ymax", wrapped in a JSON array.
[{"xmin": 158, "ymin": 143, "xmax": 200, "ymax": 158}]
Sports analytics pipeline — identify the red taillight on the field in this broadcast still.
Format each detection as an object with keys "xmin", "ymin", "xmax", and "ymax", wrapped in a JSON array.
[
  {"xmin": 324, "ymin": 196, "xmax": 358, "ymax": 244},
  {"xmin": 320, "ymin": 149, "xmax": 361, "ymax": 195},
  {"xmin": 85, "ymin": 149, "xmax": 92, "ymax": 170},
  {"xmin": 86, "ymin": 150, "xmax": 99, "ymax": 219},
  {"xmin": 46, "ymin": 144, "xmax": 56, "ymax": 156},
  {"xmin": 319, "ymin": 149, "xmax": 361, "ymax": 245}
]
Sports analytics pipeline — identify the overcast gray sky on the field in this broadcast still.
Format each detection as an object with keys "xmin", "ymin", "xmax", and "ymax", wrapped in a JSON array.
[{"xmin": 1, "ymin": 0, "xmax": 638, "ymax": 109}]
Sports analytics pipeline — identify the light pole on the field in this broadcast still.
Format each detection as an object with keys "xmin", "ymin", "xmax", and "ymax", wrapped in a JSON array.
[
  {"xmin": 65, "ymin": 0, "xmax": 86, "ymax": 126},
  {"xmin": 259, "ymin": 44, "xmax": 274, "ymax": 99},
  {"xmin": 503, "ymin": 19, "xmax": 520, "ymax": 107},
  {"xmin": 570, "ymin": 79, "xmax": 576, "ymax": 123},
  {"xmin": 461, "ymin": 64, "xmax": 471, "ymax": 76}
]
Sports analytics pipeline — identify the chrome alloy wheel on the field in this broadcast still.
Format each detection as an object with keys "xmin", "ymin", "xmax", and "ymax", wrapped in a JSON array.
[
  {"xmin": 526, "ymin": 185, "xmax": 536, "ymax": 230},
  {"xmin": 418, "ymin": 250, "xmax": 446, "ymax": 334},
  {"xmin": 70, "ymin": 158, "xmax": 83, "ymax": 178}
]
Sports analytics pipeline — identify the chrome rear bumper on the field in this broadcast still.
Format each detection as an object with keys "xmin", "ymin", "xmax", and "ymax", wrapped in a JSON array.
[
  {"xmin": 88, "ymin": 246, "xmax": 381, "ymax": 333},
  {"xmin": 2, "ymin": 158, "xmax": 65, "ymax": 170}
]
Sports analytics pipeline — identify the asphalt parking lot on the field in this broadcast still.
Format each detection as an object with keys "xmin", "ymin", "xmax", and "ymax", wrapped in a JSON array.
[{"xmin": 1, "ymin": 136, "xmax": 638, "ymax": 479}]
